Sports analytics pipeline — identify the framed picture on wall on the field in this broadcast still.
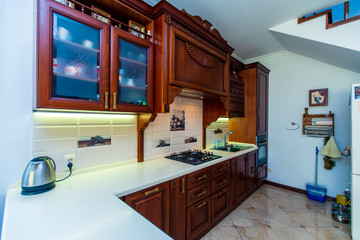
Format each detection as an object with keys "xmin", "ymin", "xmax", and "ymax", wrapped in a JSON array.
[{"xmin": 309, "ymin": 88, "xmax": 328, "ymax": 106}]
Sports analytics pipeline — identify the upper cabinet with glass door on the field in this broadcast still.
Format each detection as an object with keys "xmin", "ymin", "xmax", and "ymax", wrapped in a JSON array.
[
  {"xmin": 110, "ymin": 28, "xmax": 153, "ymax": 112},
  {"xmin": 37, "ymin": 0, "xmax": 154, "ymax": 112}
]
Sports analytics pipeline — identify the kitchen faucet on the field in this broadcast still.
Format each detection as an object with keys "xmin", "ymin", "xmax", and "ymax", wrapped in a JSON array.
[{"xmin": 224, "ymin": 131, "xmax": 233, "ymax": 147}]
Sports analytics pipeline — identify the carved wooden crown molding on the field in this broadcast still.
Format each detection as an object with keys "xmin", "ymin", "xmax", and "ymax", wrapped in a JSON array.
[
  {"xmin": 185, "ymin": 42, "xmax": 217, "ymax": 68},
  {"xmin": 181, "ymin": 9, "xmax": 226, "ymax": 42}
]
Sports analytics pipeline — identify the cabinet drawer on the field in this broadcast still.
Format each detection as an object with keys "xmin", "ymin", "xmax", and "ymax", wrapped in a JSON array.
[
  {"xmin": 186, "ymin": 196, "xmax": 211, "ymax": 240},
  {"xmin": 211, "ymin": 186, "xmax": 230, "ymax": 221},
  {"xmin": 187, "ymin": 167, "xmax": 212, "ymax": 189},
  {"xmin": 187, "ymin": 182, "xmax": 211, "ymax": 208},
  {"xmin": 212, "ymin": 160, "xmax": 229, "ymax": 178},
  {"xmin": 211, "ymin": 174, "xmax": 229, "ymax": 193},
  {"xmin": 257, "ymin": 163, "xmax": 267, "ymax": 181}
]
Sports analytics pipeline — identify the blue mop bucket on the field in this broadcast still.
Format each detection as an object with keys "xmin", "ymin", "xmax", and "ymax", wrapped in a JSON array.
[{"xmin": 306, "ymin": 147, "xmax": 327, "ymax": 202}]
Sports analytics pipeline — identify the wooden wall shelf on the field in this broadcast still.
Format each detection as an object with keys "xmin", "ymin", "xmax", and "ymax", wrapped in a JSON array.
[{"xmin": 303, "ymin": 107, "xmax": 334, "ymax": 137}]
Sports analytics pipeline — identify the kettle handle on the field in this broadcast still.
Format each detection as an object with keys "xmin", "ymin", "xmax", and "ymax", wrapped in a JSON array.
[{"xmin": 49, "ymin": 157, "xmax": 56, "ymax": 172}]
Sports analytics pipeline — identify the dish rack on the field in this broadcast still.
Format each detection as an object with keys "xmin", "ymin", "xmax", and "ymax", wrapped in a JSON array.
[{"xmin": 303, "ymin": 107, "xmax": 334, "ymax": 137}]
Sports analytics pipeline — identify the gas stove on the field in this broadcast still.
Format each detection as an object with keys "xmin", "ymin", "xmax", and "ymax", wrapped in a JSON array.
[{"xmin": 165, "ymin": 150, "xmax": 221, "ymax": 165}]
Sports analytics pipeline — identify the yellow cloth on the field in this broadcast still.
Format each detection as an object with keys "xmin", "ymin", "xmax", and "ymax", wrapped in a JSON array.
[{"xmin": 321, "ymin": 136, "xmax": 341, "ymax": 158}]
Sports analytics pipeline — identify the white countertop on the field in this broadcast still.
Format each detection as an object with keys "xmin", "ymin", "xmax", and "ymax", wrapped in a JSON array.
[{"xmin": 1, "ymin": 144, "xmax": 257, "ymax": 240}]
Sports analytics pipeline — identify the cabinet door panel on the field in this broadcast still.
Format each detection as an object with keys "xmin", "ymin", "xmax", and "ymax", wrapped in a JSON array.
[
  {"xmin": 169, "ymin": 177, "xmax": 186, "ymax": 240},
  {"xmin": 211, "ymin": 187, "xmax": 230, "ymax": 221},
  {"xmin": 247, "ymin": 151, "xmax": 257, "ymax": 192},
  {"xmin": 235, "ymin": 155, "xmax": 246, "ymax": 204},
  {"xmin": 124, "ymin": 182, "xmax": 169, "ymax": 233},
  {"xmin": 38, "ymin": 0, "xmax": 110, "ymax": 110},
  {"xmin": 186, "ymin": 197, "xmax": 211, "ymax": 240},
  {"xmin": 257, "ymin": 70, "xmax": 268, "ymax": 135}
]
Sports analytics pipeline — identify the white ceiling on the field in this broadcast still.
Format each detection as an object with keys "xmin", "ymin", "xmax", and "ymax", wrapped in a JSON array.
[{"xmin": 145, "ymin": 0, "xmax": 345, "ymax": 61}]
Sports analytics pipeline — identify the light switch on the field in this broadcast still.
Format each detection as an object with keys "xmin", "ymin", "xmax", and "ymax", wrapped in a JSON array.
[{"xmin": 358, "ymin": 102, "xmax": 360, "ymax": 112}]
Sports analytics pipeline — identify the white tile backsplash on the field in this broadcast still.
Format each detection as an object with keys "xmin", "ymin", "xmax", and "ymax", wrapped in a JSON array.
[
  {"xmin": 79, "ymin": 126, "xmax": 111, "ymax": 137},
  {"xmin": 32, "ymin": 96, "xmax": 204, "ymax": 169},
  {"xmin": 112, "ymin": 125, "xmax": 137, "ymax": 135},
  {"xmin": 205, "ymin": 118, "xmax": 230, "ymax": 147},
  {"xmin": 33, "ymin": 126, "xmax": 78, "ymax": 140},
  {"xmin": 32, "ymin": 112, "xmax": 137, "ymax": 172}
]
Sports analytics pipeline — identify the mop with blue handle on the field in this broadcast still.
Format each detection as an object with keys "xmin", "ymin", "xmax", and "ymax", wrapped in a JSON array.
[{"xmin": 306, "ymin": 147, "xmax": 327, "ymax": 202}]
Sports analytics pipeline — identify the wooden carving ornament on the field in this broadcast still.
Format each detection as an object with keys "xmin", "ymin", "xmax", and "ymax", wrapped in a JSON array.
[
  {"xmin": 168, "ymin": 85, "xmax": 183, "ymax": 105},
  {"xmin": 185, "ymin": 42, "xmax": 217, "ymax": 68},
  {"xmin": 181, "ymin": 9, "xmax": 226, "ymax": 41}
]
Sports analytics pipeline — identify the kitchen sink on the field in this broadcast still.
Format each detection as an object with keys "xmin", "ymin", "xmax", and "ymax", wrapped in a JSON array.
[{"xmin": 211, "ymin": 145, "xmax": 253, "ymax": 152}]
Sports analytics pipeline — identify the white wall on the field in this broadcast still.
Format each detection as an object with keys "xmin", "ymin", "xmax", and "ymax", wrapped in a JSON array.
[
  {"xmin": 0, "ymin": 0, "xmax": 35, "ymax": 235},
  {"xmin": 260, "ymin": 51, "xmax": 360, "ymax": 197}
]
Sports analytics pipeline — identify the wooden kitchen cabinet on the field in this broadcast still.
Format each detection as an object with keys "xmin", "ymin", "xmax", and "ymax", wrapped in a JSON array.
[
  {"xmin": 233, "ymin": 150, "xmax": 258, "ymax": 205},
  {"xmin": 37, "ymin": 0, "xmax": 154, "ymax": 112},
  {"xmin": 229, "ymin": 62, "xmax": 270, "ymax": 144},
  {"xmin": 152, "ymin": 3, "xmax": 234, "ymax": 113},
  {"xmin": 233, "ymin": 155, "xmax": 246, "ymax": 205},
  {"xmin": 169, "ymin": 176, "xmax": 186, "ymax": 240},
  {"xmin": 124, "ymin": 182, "xmax": 169, "ymax": 234},
  {"xmin": 229, "ymin": 57, "xmax": 245, "ymax": 118}
]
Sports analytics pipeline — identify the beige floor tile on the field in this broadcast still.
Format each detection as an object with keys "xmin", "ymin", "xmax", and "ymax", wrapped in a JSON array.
[
  {"xmin": 203, "ymin": 226, "xmax": 242, "ymax": 240},
  {"xmin": 229, "ymin": 208, "xmax": 266, "ymax": 227},
  {"xmin": 306, "ymin": 227, "xmax": 352, "ymax": 240},
  {"xmin": 236, "ymin": 226, "xmax": 279, "ymax": 240},
  {"xmin": 202, "ymin": 185, "xmax": 351, "ymax": 240},
  {"xmin": 268, "ymin": 195, "xmax": 309, "ymax": 210},
  {"xmin": 217, "ymin": 216, "xmax": 234, "ymax": 227},
  {"xmin": 243, "ymin": 192, "xmax": 278, "ymax": 209},
  {"xmin": 254, "ymin": 207, "xmax": 300, "ymax": 227},
  {"xmin": 270, "ymin": 226, "xmax": 316, "ymax": 240},
  {"xmin": 284, "ymin": 207, "xmax": 333, "ymax": 227}
]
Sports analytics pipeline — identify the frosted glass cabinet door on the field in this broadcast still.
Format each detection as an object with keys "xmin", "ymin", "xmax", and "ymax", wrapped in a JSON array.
[
  {"xmin": 38, "ymin": 0, "xmax": 110, "ymax": 110},
  {"xmin": 111, "ymin": 27, "xmax": 153, "ymax": 112},
  {"xmin": 53, "ymin": 13, "xmax": 100, "ymax": 101}
]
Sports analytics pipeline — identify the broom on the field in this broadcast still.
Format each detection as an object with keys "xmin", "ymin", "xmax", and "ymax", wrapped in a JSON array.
[{"xmin": 306, "ymin": 147, "xmax": 327, "ymax": 202}]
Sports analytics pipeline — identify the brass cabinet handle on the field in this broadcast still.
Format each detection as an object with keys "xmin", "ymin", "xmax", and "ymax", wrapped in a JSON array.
[
  {"xmin": 113, "ymin": 92, "xmax": 117, "ymax": 110},
  {"xmin": 218, "ymin": 189, "xmax": 227, "ymax": 197},
  {"xmin": 197, "ymin": 201, "xmax": 207, "ymax": 209},
  {"xmin": 144, "ymin": 187, "xmax": 159, "ymax": 196},
  {"xmin": 219, "ymin": 166, "xmax": 226, "ymax": 172},
  {"xmin": 197, "ymin": 190, "xmax": 207, "ymax": 198},
  {"xmin": 104, "ymin": 92, "xmax": 109, "ymax": 109},
  {"xmin": 181, "ymin": 178, "xmax": 185, "ymax": 194},
  {"xmin": 219, "ymin": 180, "xmax": 227, "ymax": 186},
  {"xmin": 197, "ymin": 174, "xmax": 207, "ymax": 181}
]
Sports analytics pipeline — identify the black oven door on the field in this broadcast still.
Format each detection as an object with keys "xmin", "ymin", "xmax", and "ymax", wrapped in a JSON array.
[{"xmin": 256, "ymin": 135, "xmax": 268, "ymax": 167}]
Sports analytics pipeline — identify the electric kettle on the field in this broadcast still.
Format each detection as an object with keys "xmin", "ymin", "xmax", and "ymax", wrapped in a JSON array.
[{"xmin": 21, "ymin": 156, "xmax": 56, "ymax": 195}]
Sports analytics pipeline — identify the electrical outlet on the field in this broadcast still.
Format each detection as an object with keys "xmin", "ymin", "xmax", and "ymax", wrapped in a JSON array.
[
  {"xmin": 64, "ymin": 154, "xmax": 75, "ymax": 171},
  {"xmin": 268, "ymin": 168, "xmax": 272, "ymax": 173}
]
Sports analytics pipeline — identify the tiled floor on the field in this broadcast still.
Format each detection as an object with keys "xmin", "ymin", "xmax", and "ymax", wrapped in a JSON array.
[{"xmin": 201, "ymin": 184, "xmax": 351, "ymax": 240}]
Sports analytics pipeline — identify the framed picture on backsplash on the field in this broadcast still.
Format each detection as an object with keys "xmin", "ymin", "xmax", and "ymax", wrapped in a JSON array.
[
  {"xmin": 309, "ymin": 88, "xmax": 328, "ymax": 106},
  {"xmin": 78, "ymin": 135, "xmax": 111, "ymax": 148},
  {"xmin": 170, "ymin": 110, "xmax": 185, "ymax": 131}
]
